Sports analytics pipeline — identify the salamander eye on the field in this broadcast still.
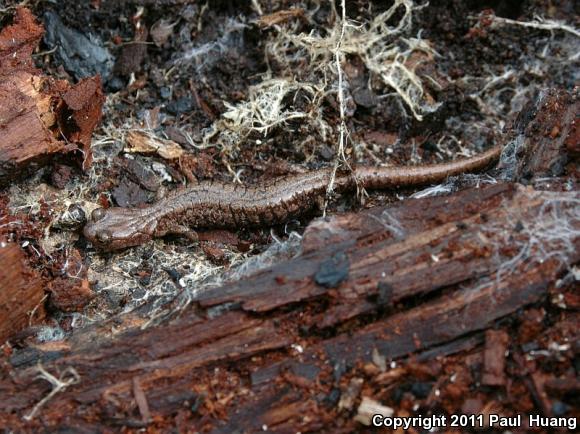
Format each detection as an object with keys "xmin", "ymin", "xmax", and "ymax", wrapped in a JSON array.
[
  {"xmin": 91, "ymin": 208, "xmax": 106, "ymax": 222},
  {"xmin": 96, "ymin": 230, "xmax": 112, "ymax": 243}
]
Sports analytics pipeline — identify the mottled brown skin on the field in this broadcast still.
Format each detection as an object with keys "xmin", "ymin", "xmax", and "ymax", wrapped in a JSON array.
[{"xmin": 84, "ymin": 145, "xmax": 502, "ymax": 250}]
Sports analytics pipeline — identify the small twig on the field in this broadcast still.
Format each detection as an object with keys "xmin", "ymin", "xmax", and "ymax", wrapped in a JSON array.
[
  {"xmin": 325, "ymin": 0, "xmax": 356, "ymax": 214},
  {"xmin": 24, "ymin": 363, "xmax": 80, "ymax": 421},
  {"xmin": 28, "ymin": 294, "xmax": 49, "ymax": 326},
  {"xmin": 487, "ymin": 14, "xmax": 580, "ymax": 38},
  {"xmin": 223, "ymin": 159, "xmax": 244, "ymax": 184},
  {"xmin": 197, "ymin": 2, "xmax": 209, "ymax": 34},
  {"xmin": 132, "ymin": 377, "xmax": 152, "ymax": 423},
  {"xmin": 251, "ymin": 0, "xmax": 263, "ymax": 16},
  {"xmin": 32, "ymin": 47, "xmax": 58, "ymax": 57}
]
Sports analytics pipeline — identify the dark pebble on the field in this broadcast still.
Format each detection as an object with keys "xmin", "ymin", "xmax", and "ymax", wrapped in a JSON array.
[
  {"xmin": 352, "ymin": 86, "xmax": 378, "ymax": 108},
  {"xmin": 521, "ymin": 341, "xmax": 539, "ymax": 352},
  {"xmin": 323, "ymin": 388, "xmax": 341, "ymax": 406},
  {"xmin": 166, "ymin": 97, "xmax": 194, "ymax": 115},
  {"xmin": 552, "ymin": 400, "xmax": 570, "ymax": 416},
  {"xmin": 112, "ymin": 177, "xmax": 150, "ymax": 207},
  {"xmin": 50, "ymin": 164, "xmax": 74, "ymax": 189},
  {"xmin": 190, "ymin": 394, "xmax": 204, "ymax": 413},
  {"xmin": 318, "ymin": 145, "xmax": 335, "ymax": 161},
  {"xmin": 410, "ymin": 381, "xmax": 433, "ymax": 399},
  {"xmin": 43, "ymin": 11, "xmax": 114, "ymax": 80},
  {"xmin": 160, "ymin": 86, "xmax": 172, "ymax": 99},
  {"xmin": 107, "ymin": 77, "xmax": 125, "ymax": 93},
  {"xmin": 377, "ymin": 281, "xmax": 394, "ymax": 306}
]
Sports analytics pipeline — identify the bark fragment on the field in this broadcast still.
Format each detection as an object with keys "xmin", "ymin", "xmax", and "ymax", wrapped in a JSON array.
[
  {"xmin": 0, "ymin": 8, "xmax": 104, "ymax": 186},
  {"xmin": 481, "ymin": 329, "xmax": 509, "ymax": 387},
  {"xmin": 0, "ymin": 240, "xmax": 45, "ymax": 343}
]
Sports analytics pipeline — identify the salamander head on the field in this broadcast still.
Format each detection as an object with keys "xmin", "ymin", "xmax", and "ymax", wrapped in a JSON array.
[{"xmin": 83, "ymin": 207, "xmax": 155, "ymax": 251}]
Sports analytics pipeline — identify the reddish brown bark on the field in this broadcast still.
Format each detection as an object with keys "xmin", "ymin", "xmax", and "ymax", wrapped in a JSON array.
[
  {"xmin": 0, "ymin": 182, "xmax": 577, "ymax": 431},
  {"xmin": 0, "ymin": 240, "xmax": 44, "ymax": 343},
  {"xmin": 481, "ymin": 330, "xmax": 509, "ymax": 387},
  {"xmin": 0, "ymin": 8, "xmax": 104, "ymax": 186}
]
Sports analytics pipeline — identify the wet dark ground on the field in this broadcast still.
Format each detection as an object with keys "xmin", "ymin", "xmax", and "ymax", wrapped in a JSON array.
[{"xmin": 8, "ymin": 0, "xmax": 577, "ymax": 192}]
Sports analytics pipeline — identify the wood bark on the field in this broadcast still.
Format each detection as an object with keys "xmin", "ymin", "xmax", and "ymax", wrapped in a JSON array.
[
  {"xmin": 0, "ymin": 240, "xmax": 44, "ymax": 343},
  {"xmin": 0, "ymin": 8, "xmax": 104, "ymax": 186},
  {"xmin": 0, "ymin": 181, "xmax": 577, "ymax": 431}
]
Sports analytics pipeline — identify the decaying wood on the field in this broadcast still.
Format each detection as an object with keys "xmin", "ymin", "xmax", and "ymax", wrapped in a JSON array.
[
  {"xmin": 0, "ymin": 8, "xmax": 104, "ymax": 186},
  {"xmin": 481, "ymin": 329, "xmax": 509, "ymax": 387},
  {"xmin": 0, "ymin": 179, "xmax": 577, "ymax": 430},
  {"xmin": 0, "ymin": 239, "xmax": 44, "ymax": 343},
  {"xmin": 0, "ymin": 88, "xmax": 576, "ymax": 432},
  {"xmin": 503, "ymin": 88, "xmax": 578, "ymax": 180}
]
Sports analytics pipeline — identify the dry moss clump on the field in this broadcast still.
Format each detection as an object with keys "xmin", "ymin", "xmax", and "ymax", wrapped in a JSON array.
[{"xmin": 202, "ymin": 0, "xmax": 439, "ymax": 155}]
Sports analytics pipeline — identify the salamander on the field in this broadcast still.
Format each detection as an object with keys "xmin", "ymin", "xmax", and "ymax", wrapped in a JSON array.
[{"xmin": 84, "ymin": 145, "xmax": 502, "ymax": 250}]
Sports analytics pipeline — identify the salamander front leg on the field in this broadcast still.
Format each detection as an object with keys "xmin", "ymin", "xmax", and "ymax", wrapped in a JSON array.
[
  {"xmin": 157, "ymin": 221, "xmax": 199, "ymax": 244},
  {"xmin": 178, "ymin": 227, "xmax": 199, "ymax": 243}
]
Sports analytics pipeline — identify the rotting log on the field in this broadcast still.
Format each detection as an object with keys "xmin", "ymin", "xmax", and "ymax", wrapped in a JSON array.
[
  {"xmin": 0, "ymin": 8, "xmax": 104, "ymax": 186},
  {"xmin": 500, "ymin": 88, "xmax": 578, "ymax": 180},
  {"xmin": 0, "ymin": 239, "xmax": 45, "ymax": 343},
  {"xmin": 0, "ymin": 181, "xmax": 577, "ymax": 431}
]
